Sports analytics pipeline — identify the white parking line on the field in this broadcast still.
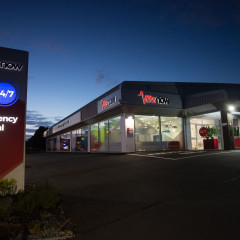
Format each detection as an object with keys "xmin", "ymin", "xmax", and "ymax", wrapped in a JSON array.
[
  {"xmin": 147, "ymin": 152, "xmax": 172, "ymax": 155},
  {"xmin": 179, "ymin": 152, "xmax": 199, "ymax": 154},
  {"xmin": 129, "ymin": 153, "xmax": 175, "ymax": 160},
  {"xmin": 174, "ymin": 151, "xmax": 239, "ymax": 160},
  {"xmin": 129, "ymin": 151, "xmax": 236, "ymax": 161}
]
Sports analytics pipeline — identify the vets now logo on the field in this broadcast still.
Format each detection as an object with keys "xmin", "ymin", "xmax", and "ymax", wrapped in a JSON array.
[{"xmin": 0, "ymin": 61, "xmax": 23, "ymax": 71}]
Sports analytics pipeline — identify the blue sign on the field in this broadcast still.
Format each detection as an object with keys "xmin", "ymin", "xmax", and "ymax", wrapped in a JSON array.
[
  {"xmin": 0, "ymin": 80, "xmax": 20, "ymax": 107},
  {"xmin": 162, "ymin": 130, "xmax": 170, "ymax": 133}
]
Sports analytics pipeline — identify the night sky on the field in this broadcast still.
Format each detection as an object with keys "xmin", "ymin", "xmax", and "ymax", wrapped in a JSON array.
[{"xmin": 0, "ymin": 0, "xmax": 239, "ymax": 138}]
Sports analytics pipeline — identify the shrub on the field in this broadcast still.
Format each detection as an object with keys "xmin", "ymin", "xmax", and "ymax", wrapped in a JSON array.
[
  {"xmin": 0, "ymin": 222, "xmax": 22, "ymax": 240},
  {"xmin": 37, "ymin": 182, "xmax": 60, "ymax": 210},
  {"xmin": 15, "ymin": 187, "xmax": 41, "ymax": 216},
  {"xmin": 206, "ymin": 126, "xmax": 219, "ymax": 139},
  {"xmin": 14, "ymin": 182, "xmax": 60, "ymax": 218},
  {"xmin": 0, "ymin": 178, "xmax": 17, "ymax": 197},
  {"xmin": 0, "ymin": 197, "xmax": 13, "ymax": 221}
]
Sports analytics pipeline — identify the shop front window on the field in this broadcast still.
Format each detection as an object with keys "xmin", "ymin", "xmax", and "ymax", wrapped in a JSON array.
[
  {"xmin": 90, "ymin": 117, "xmax": 121, "ymax": 152},
  {"xmin": 91, "ymin": 123, "xmax": 99, "ymax": 152},
  {"xmin": 109, "ymin": 116, "xmax": 121, "ymax": 152},
  {"xmin": 52, "ymin": 137, "xmax": 57, "ymax": 151},
  {"xmin": 161, "ymin": 117, "xmax": 184, "ymax": 150},
  {"xmin": 80, "ymin": 127, "xmax": 88, "ymax": 152},
  {"xmin": 99, "ymin": 121, "xmax": 109, "ymax": 152},
  {"xmin": 46, "ymin": 139, "xmax": 52, "ymax": 152},
  {"xmin": 71, "ymin": 129, "xmax": 81, "ymax": 151},
  {"xmin": 60, "ymin": 133, "xmax": 70, "ymax": 151},
  {"xmin": 233, "ymin": 116, "xmax": 240, "ymax": 148},
  {"xmin": 135, "ymin": 115, "xmax": 160, "ymax": 151}
]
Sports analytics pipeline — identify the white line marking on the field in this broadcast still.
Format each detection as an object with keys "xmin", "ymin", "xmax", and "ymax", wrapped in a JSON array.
[
  {"xmin": 129, "ymin": 153, "xmax": 175, "ymax": 160},
  {"xmin": 179, "ymin": 152, "xmax": 198, "ymax": 154},
  {"xmin": 129, "ymin": 151, "xmax": 236, "ymax": 161},
  {"xmin": 174, "ymin": 151, "xmax": 234, "ymax": 160}
]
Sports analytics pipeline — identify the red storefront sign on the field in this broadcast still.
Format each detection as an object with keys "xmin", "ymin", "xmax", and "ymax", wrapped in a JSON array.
[
  {"xmin": 138, "ymin": 91, "xmax": 170, "ymax": 105},
  {"xmin": 100, "ymin": 96, "xmax": 116, "ymax": 110},
  {"xmin": 199, "ymin": 127, "xmax": 208, "ymax": 137}
]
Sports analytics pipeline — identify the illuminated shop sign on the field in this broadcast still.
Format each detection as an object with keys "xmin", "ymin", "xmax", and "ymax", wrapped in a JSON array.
[
  {"xmin": 0, "ymin": 47, "xmax": 28, "ymax": 187},
  {"xmin": 97, "ymin": 89, "xmax": 121, "ymax": 113},
  {"xmin": 53, "ymin": 111, "xmax": 81, "ymax": 134},
  {"xmin": 0, "ymin": 80, "xmax": 20, "ymax": 107},
  {"xmin": 100, "ymin": 96, "xmax": 116, "ymax": 110},
  {"xmin": 57, "ymin": 119, "xmax": 70, "ymax": 129},
  {"xmin": 0, "ymin": 79, "xmax": 21, "ymax": 132},
  {"xmin": 138, "ymin": 91, "xmax": 170, "ymax": 105},
  {"xmin": 0, "ymin": 61, "xmax": 23, "ymax": 71},
  {"xmin": 0, "ymin": 116, "xmax": 18, "ymax": 132}
]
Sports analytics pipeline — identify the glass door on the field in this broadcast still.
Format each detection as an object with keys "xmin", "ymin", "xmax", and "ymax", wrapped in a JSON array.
[
  {"xmin": 196, "ymin": 124, "xmax": 206, "ymax": 150},
  {"xmin": 190, "ymin": 113, "xmax": 223, "ymax": 150}
]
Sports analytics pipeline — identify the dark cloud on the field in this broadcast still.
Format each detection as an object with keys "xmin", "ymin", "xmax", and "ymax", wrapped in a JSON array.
[
  {"xmin": 26, "ymin": 129, "xmax": 37, "ymax": 133},
  {"xmin": 95, "ymin": 69, "xmax": 105, "ymax": 83},
  {"xmin": 155, "ymin": 0, "xmax": 240, "ymax": 27},
  {"xmin": 177, "ymin": 0, "xmax": 226, "ymax": 26},
  {"xmin": 26, "ymin": 110, "xmax": 63, "ymax": 139},
  {"xmin": 95, "ymin": 69, "xmax": 120, "ymax": 86},
  {"xmin": 26, "ymin": 110, "xmax": 61, "ymax": 127}
]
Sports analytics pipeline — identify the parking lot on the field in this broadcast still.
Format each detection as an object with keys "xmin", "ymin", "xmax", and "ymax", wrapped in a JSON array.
[{"xmin": 26, "ymin": 151, "xmax": 240, "ymax": 240}]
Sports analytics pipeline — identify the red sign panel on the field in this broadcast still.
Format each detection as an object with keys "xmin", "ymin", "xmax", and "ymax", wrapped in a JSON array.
[
  {"xmin": 199, "ymin": 127, "xmax": 208, "ymax": 138},
  {"xmin": 0, "ymin": 47, "xmax": 28, "ymax": 178},
  {"xmin": 100, "ymin": 96, "xmax": 116, "ymax": 110}
]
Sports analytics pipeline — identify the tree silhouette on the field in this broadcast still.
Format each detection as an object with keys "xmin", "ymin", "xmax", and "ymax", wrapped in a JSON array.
[{"xmin": 26, "ymin": 126, "xmax": 48, "ymax": 152}]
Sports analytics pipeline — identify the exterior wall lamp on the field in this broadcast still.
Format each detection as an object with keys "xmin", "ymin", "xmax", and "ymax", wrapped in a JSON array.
[{"xmin": 228, "ymin": 105, "xmax": 235, "ymax": 112}]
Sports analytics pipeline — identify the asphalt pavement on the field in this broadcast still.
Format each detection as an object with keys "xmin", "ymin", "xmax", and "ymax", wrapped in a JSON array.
[{"xmin": 26, "ymin": 150, "xmax": 240, "ymax": 240}]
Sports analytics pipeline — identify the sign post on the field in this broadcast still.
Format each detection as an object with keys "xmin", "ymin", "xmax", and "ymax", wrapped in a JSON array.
[{"xmin": 0, "ymin": 47, "xmax": 28, "ymax": 190}]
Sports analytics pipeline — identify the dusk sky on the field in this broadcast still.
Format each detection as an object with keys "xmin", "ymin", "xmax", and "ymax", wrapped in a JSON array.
[{"xmin": 0, "ymin": 0, "xmax": 239, "ymax": 138}]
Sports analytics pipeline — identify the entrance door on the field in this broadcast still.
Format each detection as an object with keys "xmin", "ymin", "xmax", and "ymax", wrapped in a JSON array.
[
  {"xmin": 190, "ymin": 112, "xmax": 223, "ymax": 150},
  {"xmin": 196, "ymin": 124, "xmax": 207, "ymax": 150}
]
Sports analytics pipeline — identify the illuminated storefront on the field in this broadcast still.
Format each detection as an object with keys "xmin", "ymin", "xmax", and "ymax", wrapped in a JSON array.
[{"xmin": 45, "ymin": 81, "xmax": 240, "ymax": 152}]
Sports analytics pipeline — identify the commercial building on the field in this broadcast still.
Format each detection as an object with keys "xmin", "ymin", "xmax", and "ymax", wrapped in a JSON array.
[{"xmin": 44, "ymin": 81, "xmax": 240, "ymax": 152}]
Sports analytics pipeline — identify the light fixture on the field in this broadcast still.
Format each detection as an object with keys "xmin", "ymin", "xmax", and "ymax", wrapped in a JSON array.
[{"xmin": 228, "ymin": 105, "xmax": 235, "ymax": 112}]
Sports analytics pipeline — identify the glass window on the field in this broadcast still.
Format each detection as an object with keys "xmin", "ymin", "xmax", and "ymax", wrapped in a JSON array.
[
  {"xmin": 91, "ymin": 123, "xmax": 99, "ymax": 152},
  {"xmin": 161, "ymin": 117, "xmax": 184, "ymax": 150},
  {"xmin": 80, "ymin": 127, "xmax": 88, "ymax": 152},
  {"xmin": 99, "ymin": 121, "xmax": 109, "ymax": 152},
  {"xmin": 52, "ymin": 137, "xmax": 57, "ymax": 151},
  {"xmin": 46, "ymin": 139, "xmax": 52, "ymax": 152},
  {"xmin": 135, "ymin": 115, "xmax": 160, "ymax": 151},
  {"xmin": 233, "ymin": 118, "xmax": 240, "ymax": 148},
  {"xmin": 71, "ymin": 129, "xmax": 81, "ymax": 151},
  {"xmin": 60, "ymin": 132, "xmax": 70, "ymax": 151},
  {"xmin": 109, "ymin": 116, "xmax": 121, "ymax": 152}
]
